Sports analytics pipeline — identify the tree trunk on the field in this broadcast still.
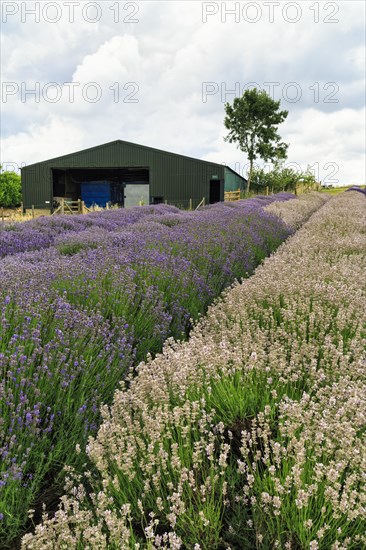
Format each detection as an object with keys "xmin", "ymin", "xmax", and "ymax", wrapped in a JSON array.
[{"xmin": 247, "ymin": 159, "xmax": 253, "ymax": 193}]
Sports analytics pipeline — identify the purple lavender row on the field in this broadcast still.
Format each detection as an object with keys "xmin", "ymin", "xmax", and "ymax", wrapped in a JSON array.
[
  {"xmin": 0, "ymin": 204, "xmax": 178, "ymax": 259},
  {"xmin": 0, "ymin": 194, "xmax": 294, "ymax": 259}
]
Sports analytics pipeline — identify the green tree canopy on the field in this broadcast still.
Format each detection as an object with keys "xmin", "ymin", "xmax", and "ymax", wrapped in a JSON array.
[
  {"xmin": 0, "ymin": 166, "xmax": 22, "ymax": 207},
  {"xmin": 224, "ymin": 89, "xmax": 289, "ymax": 191},
  {"xmin": 250, "ymin": 164, "xmax": 319, "ymax": 194}
]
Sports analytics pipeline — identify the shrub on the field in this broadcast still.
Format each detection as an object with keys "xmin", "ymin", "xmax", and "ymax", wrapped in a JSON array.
[{"xmin": 0, "ymin": 167, "xmax": 22, "ymax": 207}]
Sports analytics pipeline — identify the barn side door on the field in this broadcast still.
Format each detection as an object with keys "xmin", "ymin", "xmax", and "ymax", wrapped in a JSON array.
[
  {"xmin": 124, "ymin": 183, "xmax": 150, "ymax": 207},
  {"xmin": 209, "ymin": 179, "xmax": 221, "ymax": 204}
]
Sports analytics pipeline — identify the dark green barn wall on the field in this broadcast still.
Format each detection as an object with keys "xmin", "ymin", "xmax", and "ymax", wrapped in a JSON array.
[
  {"xmin": 224, "ymin": 167, "xmax": 247, "ymax": 192},
  {"xmin": 21, "ymin": 141, "xmax": 233, "ymax": 209}
]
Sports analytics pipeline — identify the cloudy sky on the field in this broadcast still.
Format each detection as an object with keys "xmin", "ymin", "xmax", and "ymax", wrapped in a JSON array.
[{"xmin": 1, "ymin": 0, "xmax": 365, "ymax": 185}]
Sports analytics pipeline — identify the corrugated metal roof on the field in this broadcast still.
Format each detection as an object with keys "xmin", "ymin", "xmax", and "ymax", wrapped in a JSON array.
[{"xmin": 21, "ymin": 140, "xmax": 246, "ymax": 183}]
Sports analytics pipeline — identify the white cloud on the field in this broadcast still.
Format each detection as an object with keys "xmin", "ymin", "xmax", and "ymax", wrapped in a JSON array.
[{"xmin": 1, "ymin": 0, "xmax": 365, "ymax": 185}]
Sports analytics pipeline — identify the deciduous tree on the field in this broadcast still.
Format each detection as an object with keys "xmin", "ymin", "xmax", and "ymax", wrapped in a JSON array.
[{"xmin": 224, "ymin": 89, "xmax": 289, "ymax": 191}]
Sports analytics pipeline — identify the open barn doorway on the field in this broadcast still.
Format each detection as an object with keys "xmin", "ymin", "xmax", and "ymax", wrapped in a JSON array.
[
  {"xmin": 209, "ymin": 178, "xmax": 221, "ymax": 204},
  {"xmin": 52, "ymin": 167, "xmax": 149, "ymax": 208}
]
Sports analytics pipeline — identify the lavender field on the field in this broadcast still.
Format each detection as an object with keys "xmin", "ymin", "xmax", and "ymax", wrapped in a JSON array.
[
  {"xmin": 19, "ymin": 191, "xmax": 365, "ymax": 550},
  {"xmin": 0, "ymin": 193, "xmax": 310, "ymax": 547}
]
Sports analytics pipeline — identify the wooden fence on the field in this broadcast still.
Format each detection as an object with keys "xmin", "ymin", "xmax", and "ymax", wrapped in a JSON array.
[
  {"xmin": 224, "ymin": 189, "xmax": 241, "ymax": 202},
  {"xmin": 52, "ymin": 198, "xmax": 91, "ymax": 215}
]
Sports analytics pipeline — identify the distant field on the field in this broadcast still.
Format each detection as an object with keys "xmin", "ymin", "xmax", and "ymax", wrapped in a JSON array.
[{"xmin": 320, "ymin": 185, "xmax": 365, "ymax": 195}]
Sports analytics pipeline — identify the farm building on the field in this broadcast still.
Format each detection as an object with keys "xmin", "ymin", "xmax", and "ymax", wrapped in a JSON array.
[{"xmin": 21, "ymin": 140, "xmax": 247, "ymax": 211}]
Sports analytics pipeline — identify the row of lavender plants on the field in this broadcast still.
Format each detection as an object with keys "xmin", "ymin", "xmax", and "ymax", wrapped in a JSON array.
[
  {"xmin": 21, "ymin": 191, "xmax": 365, "ymax": 550},
  {"xmin": 0, "ymin": 193, "xmax": 308, "ymax": 546},
  {"xmin": 0, "ymin": 193, "xmax": 293, "ymax": 259},
  {"xmin": 0, "ymin": 204, "xmax": 179, "ymax": 258}
]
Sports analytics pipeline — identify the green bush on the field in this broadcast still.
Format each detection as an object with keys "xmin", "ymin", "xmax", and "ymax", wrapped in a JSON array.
[
  {"xmin": 251, "ymin": 164, "xmax": 319, "ymax": 194},
  {"xmin": 0, "ymin": 166, "xmax": 22, "ymax": 207}
]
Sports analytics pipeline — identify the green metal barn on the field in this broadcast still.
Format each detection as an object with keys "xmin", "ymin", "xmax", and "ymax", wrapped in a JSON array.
[{"xmin": 21, "ymin": 140, "xmax": 247, "ymax": 211}]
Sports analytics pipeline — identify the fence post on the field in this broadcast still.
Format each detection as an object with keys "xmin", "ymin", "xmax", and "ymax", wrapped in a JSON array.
[
  {"xmin": 203, "ymin": 197, "xmax": 205, "ymax": 206},
  {"xmin": 31, "ymin": 205, "xmax": 35, "ymax": 219},
  {"xmin": 189, "ymin": 198, "xmax": 192, "ymax": 211},
  {"xmin": 61, "ymin": 198, "xmax": 65, "ymax": 215}
]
